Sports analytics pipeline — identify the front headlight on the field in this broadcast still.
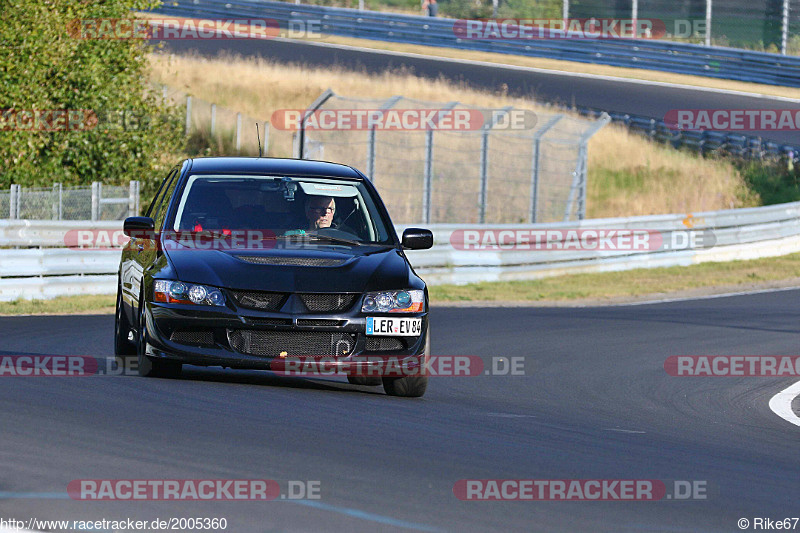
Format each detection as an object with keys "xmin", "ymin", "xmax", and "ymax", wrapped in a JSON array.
[
  {"xmin": 154, "ymin": 280, "xmax": 225, "ymax": 306},
  {"xmin": 362, "ymin": 289, "xmax": 424, "ymax": 313}
]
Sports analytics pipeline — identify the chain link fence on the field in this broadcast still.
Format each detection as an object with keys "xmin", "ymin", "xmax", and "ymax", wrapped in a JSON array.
[
  {"xmin": 294, "ymin": 90, "xmax": 609, "ymax": 224},
  {"xmin": 0, "ymin": 182, "xmax": 140, "ymax": 221}
]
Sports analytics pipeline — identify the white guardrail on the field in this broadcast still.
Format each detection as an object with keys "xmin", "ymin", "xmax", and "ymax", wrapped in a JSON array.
[{"xmin": 2, "ymin": 201, "xmax": 800, "ymax": 301}]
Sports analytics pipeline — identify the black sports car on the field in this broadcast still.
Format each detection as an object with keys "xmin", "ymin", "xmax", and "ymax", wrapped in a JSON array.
[{"xmin": 115, "ymin": 157, "xmax": 433, "ymax": 397}]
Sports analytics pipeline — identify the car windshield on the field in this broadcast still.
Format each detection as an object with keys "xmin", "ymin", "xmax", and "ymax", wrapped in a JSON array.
[{"xmin": 171, "ymin": 175, "xmax": 393, "ymax": 246}]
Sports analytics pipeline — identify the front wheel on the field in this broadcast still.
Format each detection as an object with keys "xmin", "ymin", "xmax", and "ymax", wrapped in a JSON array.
[
  {"xmin": 137, "ymin": 294, "xmax": 182, "ymax": 379},
  {"xmin": 114, "ymin": 287, "xmax": 136, "ymax": 356},
  {"xmin": 383, "ymin": 328, "xmax": 429, "ymax": 398}
]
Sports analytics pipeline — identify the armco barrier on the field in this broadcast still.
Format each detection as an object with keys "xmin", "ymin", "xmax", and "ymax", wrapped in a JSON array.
[
  {"xmin": 3, "ymin": 200, "xmax": 800, "ymax": 299},
  {"xmin": 153, "ymin": 0, "xmax": 800, "ymax": 88}
]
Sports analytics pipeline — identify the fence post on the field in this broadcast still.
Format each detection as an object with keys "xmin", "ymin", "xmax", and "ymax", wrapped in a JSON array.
[
  {"xmin": 210, "ymin": 104, "xmax": 217, "ymax": 137},
  {"xmin": 236, "ymin": 112, "xmax": 242, "ymax": 153},
  {"xmin": 478, "ymin": 107, "xmax": 511, "ymax": 224},
  {"xmin": 185, "ymin": 95, "xmax": 192, "ymax": 136},
  {"xmin": 9, "ymin": 184, "xmax": 19, "ymax": 220},
  {"xmin": 91, "ymin": 182, "xmax": 100, "ymax": 222},
  {"xmin": 128, "ymin": 180, "xmax": 139, "ymax": 217},
  {"xmin": 366, "ymin": 95, "xmax": 402, "ymax": 181},
  {"xmin": 529, "ymin": 114, "xmax": 563, "ymax": 223},
  {"xmin": 423, "ymin": 129, "xmax": 433, "ymax": 225},
  {"xmin": 299, "ymin": 88, "xmax": 335, "ymax": 160},
  {"xmin": 52, "ymin": 183, "xmax": 62, "ymax": 220},
  {"xmin": 563, "ymin": 113, "xmax": 610, "ymax": 221},
  {"xmin": 162, "ymin": 84, "xmax": 168, "ymax": 103}
]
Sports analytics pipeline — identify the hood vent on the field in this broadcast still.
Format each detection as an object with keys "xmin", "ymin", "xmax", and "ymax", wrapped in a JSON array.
[{"xmin": 235, "ymin": 255, "xmax": 348, "ymax": 267}]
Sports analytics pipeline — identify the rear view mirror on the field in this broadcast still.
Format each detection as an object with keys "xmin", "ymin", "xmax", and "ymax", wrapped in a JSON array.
[
  {"xmin": 123, "ymin": 216, "xmax": 155, "ymax": 239},
  {"xmin": 402, "ymin": 228, "xmax": 434, "ymax": 250}
]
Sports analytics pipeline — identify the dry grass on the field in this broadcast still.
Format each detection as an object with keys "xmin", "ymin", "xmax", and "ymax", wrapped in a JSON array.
[{"xmin": 149, "ymin": 52, "xmax": 759, "ymax": 218}]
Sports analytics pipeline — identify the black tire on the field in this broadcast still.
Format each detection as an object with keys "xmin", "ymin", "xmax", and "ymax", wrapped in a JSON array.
[
  {"xmin": 382, "ymin": 326, "xmax": 430, "ymax": 398},
  {"xmin": 114, "ymin": 287, "xmax": 136, "ymax": 356},
  {"xmin": 137, "ymin": 293, "xmax": 182, "ymax": 379},
  {"xmin": 347, "ymin": 375, "xmax": 382, "ymax": 386},
  {"xmin": 382, "ymin": 374, "xmax": 428, "ymax": 397}
]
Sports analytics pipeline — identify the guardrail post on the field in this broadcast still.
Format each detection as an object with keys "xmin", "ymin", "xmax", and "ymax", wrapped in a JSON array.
[
  {"xmin": 185, "ymin": 95, "xmax": 192, "ymax": 136},
  {"xmin": 210, "ymin": 104, "xmax": 217, "ymax": 137},
  {"xmin": 423, "ymin": 129, "xmax": 433, "ymax": 224},
  {"xmin": 235, "ymin": 112, "xmax": 242, "ymax": 153},
  {"xmin": 9, "ymin": 184, "xmax": 19, "ymax": 220},
  {"xmin": 52, "ymin": 183, "xmax": 62, "ymax": 220},
  {"xmin": 91, "ymin": 182, "xmax": 100, "ymax": 222},
  {"xmin": 530, "ymin": 114, "xmax": 562, "ymax": 223}
]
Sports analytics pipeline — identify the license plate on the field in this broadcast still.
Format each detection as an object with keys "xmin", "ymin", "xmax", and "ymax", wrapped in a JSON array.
[{"xmin": 366, "ymin": 317, "xmax": 422, "ymax": 336}]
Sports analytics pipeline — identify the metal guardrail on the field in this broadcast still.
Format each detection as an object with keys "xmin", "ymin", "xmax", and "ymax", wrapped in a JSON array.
[
  {"xmin": 154, "ymin": 0, "xmax": 800, "ymax": 88},
  {"xmin": 4, "ymin": 200, "xmax": 800, "ymax": 299}
]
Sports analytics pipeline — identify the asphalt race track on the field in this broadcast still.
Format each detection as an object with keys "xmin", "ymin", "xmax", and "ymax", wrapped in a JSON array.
[
  {"xmin": 2, "ymin": 290, "xmax": 800, "ymax": 531},
  {"xmin": 157, "ymin": 37, "xmax": 800, "ymax": 147}
]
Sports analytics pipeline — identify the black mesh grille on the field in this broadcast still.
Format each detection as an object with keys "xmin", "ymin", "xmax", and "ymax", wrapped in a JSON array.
[
  {"xmin": 365, "ymin": 337, "xmax": 406, "ymax": 351},
  {"xmin": 296, "ymin": 319, "xmax": 346, "ymax": 327},
  {"xmin": 170, "ymin": 329, "xmax": 215, "ymax": 346},
  {"xmin": 228, "ymin": 330, "xmax": 356, "ymax": 357},
  {"xmin": 231, "ymin": 291, "xmax": 288, "ymax": 311},
  {"xmin": 236, "ymin": 256, "xmax": 347, "ymax": 267},
  {"xmin": 299, "ymin": 293, "xmax": 358, "ymax": 312}
]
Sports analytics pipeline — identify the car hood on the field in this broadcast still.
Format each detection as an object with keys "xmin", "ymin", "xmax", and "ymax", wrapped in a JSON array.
[{"xmin": 163, "ymin": 242, "xmax": 417, "ymax": 293}]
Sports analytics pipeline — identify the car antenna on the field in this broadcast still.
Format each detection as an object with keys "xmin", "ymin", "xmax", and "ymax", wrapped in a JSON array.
[{"xmin": 255, "ymin": 123, "xmax": 263, "ymax": 157}]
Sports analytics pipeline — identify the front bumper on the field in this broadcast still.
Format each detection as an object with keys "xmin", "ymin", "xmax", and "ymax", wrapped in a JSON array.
[{"xmin": 142, "ymin": 301, "xmax": 428, "ymax": 374}]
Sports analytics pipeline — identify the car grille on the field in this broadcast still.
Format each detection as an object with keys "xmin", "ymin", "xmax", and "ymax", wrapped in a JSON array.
[
  {"xmin": 170, "ymin": 329, "xmax": 215, "ymax": 346},
  {"xmin": 235, "ymin": 256, "xmax": 348, "ymax": 267},
  {"xmin": 227, "ymin": 330, "xmax": 357, "ymax": 357},
  {"xmin": 299, "ymin": 293, "xmax": 358, "ymax": 312},
  {"xmin": 365, "ymin": 337, "xmax": 406, "ymax": 351},
  {"xmin": 231, "ymin": 290, "xmax": 288, "ymax": 311}
]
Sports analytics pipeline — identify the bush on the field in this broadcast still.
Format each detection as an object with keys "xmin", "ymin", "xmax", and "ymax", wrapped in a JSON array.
[{"xmin": 0, "ymin": 0, "xmax": 183, "ymax": 190}]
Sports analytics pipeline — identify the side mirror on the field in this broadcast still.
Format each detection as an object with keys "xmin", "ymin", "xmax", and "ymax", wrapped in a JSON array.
[
  {"xmin": 123, "ymin": 216, "xmax": 155, "ymax": 239},
  {"xmin": 401, "ymin": 228, "xmax": 433, "ymax": 250}
]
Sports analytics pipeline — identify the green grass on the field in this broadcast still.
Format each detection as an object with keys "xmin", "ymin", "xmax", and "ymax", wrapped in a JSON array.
[
  {"xmin": 740, "ymin": 161, "xmax": 800, "ymax": 206},
  {"xmin": 0, "ymin": 294, "xmax": 115, "ymax": 316},
  {"xmin": 430, "ymin": 253, "xmax": 800, "ymax": 302}
]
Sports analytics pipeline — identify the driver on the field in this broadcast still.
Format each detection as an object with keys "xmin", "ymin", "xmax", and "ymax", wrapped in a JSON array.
[{"xmin": 305, "ymin": 196, "xmax": 335, "ymax": 230}]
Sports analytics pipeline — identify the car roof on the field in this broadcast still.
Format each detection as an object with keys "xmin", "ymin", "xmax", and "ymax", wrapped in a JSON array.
[{"xmin": 186, "ymin": 157, "xmax": 363, "ymax": 179}]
